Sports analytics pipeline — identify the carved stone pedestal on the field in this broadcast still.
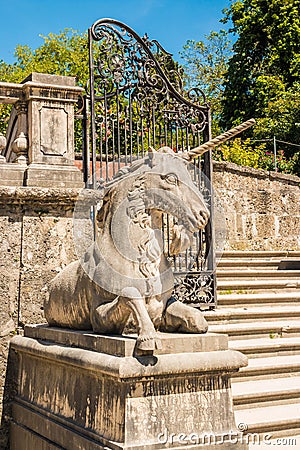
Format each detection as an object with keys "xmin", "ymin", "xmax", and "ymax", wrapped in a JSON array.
[{"xmin": 9, "ymin": 325, "xmax": 248, "ymax": 450}]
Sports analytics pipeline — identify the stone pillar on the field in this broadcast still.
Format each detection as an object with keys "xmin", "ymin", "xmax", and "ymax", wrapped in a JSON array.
[
  {"xmin": 9, "ymin": 326, "xmax": 248, "ymax": 450},
  {"xmin": 0, "ymin": 73, "xmax": 84, "ymax": 188},
  {"xmin": 23, "ymin": 73, "xmax": 84, "ymax": 187}
]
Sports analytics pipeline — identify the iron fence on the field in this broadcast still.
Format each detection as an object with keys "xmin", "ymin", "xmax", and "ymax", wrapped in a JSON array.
[{"xmin": 81, "ymin": 18, "xmax": 216, "ymax": 309}]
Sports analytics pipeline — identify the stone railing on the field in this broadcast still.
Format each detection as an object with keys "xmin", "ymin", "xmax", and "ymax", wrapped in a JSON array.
[{"xmin": 0, "ymin": 72, "xmax": 84, "ymax": 188}]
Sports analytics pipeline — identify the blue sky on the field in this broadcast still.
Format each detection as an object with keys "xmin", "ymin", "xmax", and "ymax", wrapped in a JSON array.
[{"xmin": 0, "ymin": 0, "xmax": 231, "ymax": 65}]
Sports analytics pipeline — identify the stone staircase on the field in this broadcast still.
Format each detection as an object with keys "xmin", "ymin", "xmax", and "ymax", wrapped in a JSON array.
[{"xmin": 204, "ymin": 251, "xmax": 300, "ymax": 441}]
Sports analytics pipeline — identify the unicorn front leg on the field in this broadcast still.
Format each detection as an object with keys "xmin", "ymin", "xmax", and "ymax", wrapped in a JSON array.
[
  {"xmin": 90, "ymin": 287, "xmax": 162, "ymax": 352},
  {"xmin": 120, "ymin": 287, "xmax": 162, "ymax": 351}
]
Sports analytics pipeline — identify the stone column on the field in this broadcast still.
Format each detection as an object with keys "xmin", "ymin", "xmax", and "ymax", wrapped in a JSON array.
[
  {"xmin": 9, "ymin": 327, "xmax": 248, "ymax": 450},
  {"xmin": 22, "ymin": 73, "xmax": 84, "ymax": 187},
  {"xmin": 0, "ymin": 73, "xmax": 84, "ymax": 188}
]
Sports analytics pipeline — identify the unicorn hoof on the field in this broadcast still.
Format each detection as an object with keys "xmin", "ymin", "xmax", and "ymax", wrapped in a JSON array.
[
  {"xmin": 136, "ymin": 333, "xmax": 161, "ymax": 351},
  {"xmin": 137, "ymin": 339, "xmax": 155, "ymax": 351},
  {"xmin": 155, "ymin": 337, "xmax": 162, "ymax": 350}
]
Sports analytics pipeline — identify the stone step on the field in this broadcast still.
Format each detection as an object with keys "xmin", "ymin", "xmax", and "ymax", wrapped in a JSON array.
[
  {"xmin": 217, "ymin": 269, "xmax": 300, "ymax": 279},
  {"xmin": 209, "ymin": 320, "xmax": 300, "ymax": 340},
  {"xmin": 205, "ymin": 306, "xmax": 300, "ymax": 325},
  {"xmin": 217, "ymin": 250, "xmax": 300, "ymax": 260},
  {"xmin": 217, "ymin": 278, "xmax": 300, "ymax": 292},
  {"xmin": 217, "ymin": 259, "xmax": 280, "ymax": 269},
  {"xmin": 217, "ymin": 253, "xmax": 300, "ymax": 276},
  {"xmin": 217, "ymin": 251, "xmax": 300, "ymax": 440},
  {"xmin": 234, "ymin": 403, "xmax": 300, "ymax": 437},
  {"xmin": 229, "ymin": 337, "xmax": 300, "ymax": 358},
  {"xmin": 217, "ymin": 291, "xmax": 300, "ymax": 307},
  {"xmin": 233, "ymin": 355, "xmax": 300, "ymax": 380},
  {"xmin": 232, "ymin": 376, "xmax": 300, "ymax": 408}
]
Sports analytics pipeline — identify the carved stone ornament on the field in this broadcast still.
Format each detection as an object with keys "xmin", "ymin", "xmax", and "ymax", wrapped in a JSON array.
[{"xmin": 12, "ymin": 132, "xmax": 28, "ymax": 164}]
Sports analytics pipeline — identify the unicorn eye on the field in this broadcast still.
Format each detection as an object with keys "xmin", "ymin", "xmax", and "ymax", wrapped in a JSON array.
[{"xmin": 163, "ymin": 173, "xmax": 178, "ymax": 185}]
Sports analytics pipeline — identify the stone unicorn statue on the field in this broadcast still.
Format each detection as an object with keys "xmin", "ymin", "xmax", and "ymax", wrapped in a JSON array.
[
  {"xmin": 45, "ymin": 119, "xmax": 255, "ymax": 351},
  {"xmin": 44, "ymin": 147, "xmax": 209, "ymax": 350}
]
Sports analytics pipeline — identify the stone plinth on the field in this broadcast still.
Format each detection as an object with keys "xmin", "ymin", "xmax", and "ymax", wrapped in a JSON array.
[
  {"xmin": 0, "ymin": 162, "xmax": 26, "ymax": 186},
  {"xmin": 9, "ymin": 325, "xmax": 248, "ymax": 450}
]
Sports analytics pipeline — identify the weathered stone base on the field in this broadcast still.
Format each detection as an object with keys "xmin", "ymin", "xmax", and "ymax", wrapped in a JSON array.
[
  {"xmin": 0, "ymin": 163, "xmax": 84, "ymax": 188},
  {"xmin": 9, "ymin": 326, "xmax": 248, "ymax": 450},
  {"xmin": 0, "ymin": 163, "xmax": 26, "ymax": 186},
  {"xmin": 25, "ymin": 163, "xmax": 84, "ymax": 188}
]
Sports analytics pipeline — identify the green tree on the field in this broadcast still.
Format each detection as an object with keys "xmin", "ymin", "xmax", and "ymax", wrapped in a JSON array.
[
  {"xmin": 0, "ymin": 29, "xmax": 89, "ymax": 141},
  {"xmin": 180, "ymin": 30, "xmax": 232, "ymax": 134},
  {"xmin": 221, "ymin": 0, "xmax": 300, "ymax": 126},
  {"xmin": 0, "ymin": 29, "xmax": 89, "ymax": 85},
  {"xmin": 220, "ymin": 0, "xmax": 300, "ymax": 174}
]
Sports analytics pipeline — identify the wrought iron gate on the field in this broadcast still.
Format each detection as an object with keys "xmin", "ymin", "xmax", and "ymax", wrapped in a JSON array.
[{"xmin": 82, "ymin": 18, "xmax": 216, "ymax": 309}]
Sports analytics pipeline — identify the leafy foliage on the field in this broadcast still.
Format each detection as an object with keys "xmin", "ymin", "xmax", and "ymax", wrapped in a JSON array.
[
  {"xmin": 0, "ymin": 29, "xmax": 89, "ymax": 85},
  {"xmin": 221, "ymin": 0, "xmax": 300, "ymax": 124},
  {"xmin": 180, "ymin": 30, "xmax": 232, "ymax": 134},
  {"xmin": 253, "ymin": 81, "xmax": 300, "ymax": 169},
  {"xmin": 200, "ymin": 0, "xmax": 300, "ymax": 175},
  {"xmin": 214, "ymin": 138, "xmax": 265, "ymax": 168},
  {"xmin": 214, "ymin": 138, "xmax": 297, "ymax": 174},
  {"xmin": 0, "ymin": 29, "xmax": 89, "ymax": 143}
]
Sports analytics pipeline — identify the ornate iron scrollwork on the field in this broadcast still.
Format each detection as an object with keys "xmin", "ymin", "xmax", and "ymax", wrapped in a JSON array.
[
  {"xmin": 173, "ymin": 273, "xmax": 215, "ymax": 308},
  {"xmin": 90, "ymin": 18, "xmax": 208, "ymax": 129}
]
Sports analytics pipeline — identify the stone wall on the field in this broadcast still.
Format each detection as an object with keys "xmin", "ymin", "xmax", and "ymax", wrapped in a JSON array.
[
  {"xmin": 213, "ymin": 161, "xmax": 300, "ymax": 251},
  {"xmin": 0, "ymin": 187, "xmax": 80, "ymax": 447},
  {"xmin": 0, "ymin": 162, "xmax": 299, "ymax": 447}
]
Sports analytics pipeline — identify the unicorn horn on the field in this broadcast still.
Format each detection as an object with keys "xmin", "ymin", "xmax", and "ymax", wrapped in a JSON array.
[{"xmin": 183, "ymin": 118, "xmax": 256, "ymax": 160}]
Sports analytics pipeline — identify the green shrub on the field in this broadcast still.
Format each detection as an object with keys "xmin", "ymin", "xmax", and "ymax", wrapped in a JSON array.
[
  {"xmin": 214, "ymin": 138, "xmax": 265, "ymax": 168},
  {"xmin": 214, "ymin": 138, "xmax": 297, "ymax": 174}
]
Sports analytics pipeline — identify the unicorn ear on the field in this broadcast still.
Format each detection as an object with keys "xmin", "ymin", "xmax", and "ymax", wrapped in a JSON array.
[{"xmin": 148, "ymin": 146, "xmax": 157, "ymax": 166}]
